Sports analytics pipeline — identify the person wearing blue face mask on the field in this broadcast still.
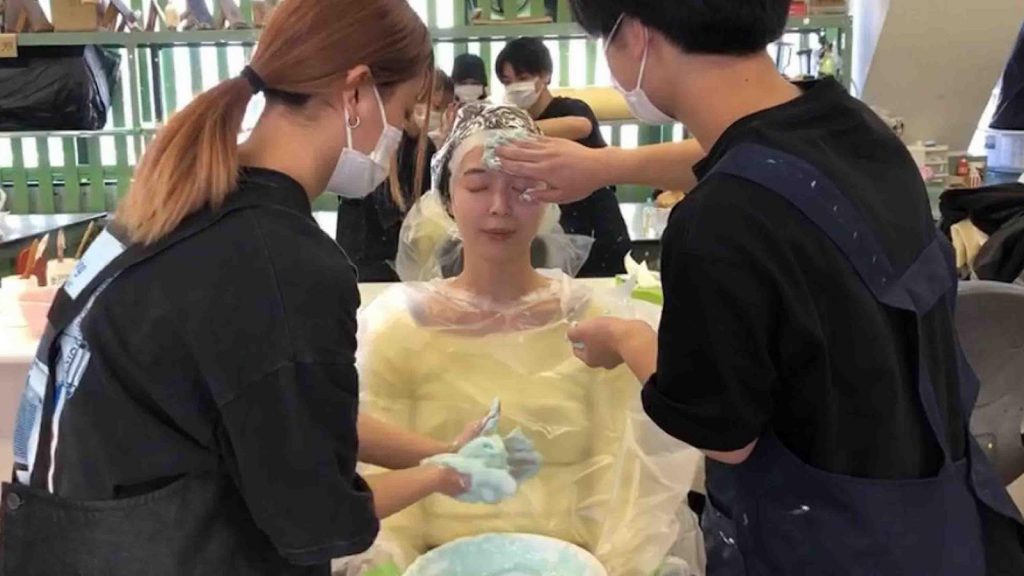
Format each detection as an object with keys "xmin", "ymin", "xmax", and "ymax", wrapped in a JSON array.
[
  {"xmin": 501, "ymin": 1, "xmax": 1024, "ymax": 575},
  {"xmin": 0, "ymin": 1, "xmax": 516, "ymax": 574}
]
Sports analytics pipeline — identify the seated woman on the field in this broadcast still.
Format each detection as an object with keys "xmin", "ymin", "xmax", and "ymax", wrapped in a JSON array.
[{"xmin": 357, "ymin": 104, "xmax": 704, "ymax": 576}]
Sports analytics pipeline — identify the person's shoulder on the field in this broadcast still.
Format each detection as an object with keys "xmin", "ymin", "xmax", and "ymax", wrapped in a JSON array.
[
  {"xmin": 172, "ymin": 204, "xmax": 359, "ymax": 322},
  {"xmin": 553, "ymin": 96, "xmax": 597, "ymax": 118},
  {"xmin": 359, "ymin": 284, "xmax": 418, "ymax": 333},
  {"xmin": 356, "ymin": 284, "xmax": 437, "ymax": 365},
  {"xmin": 665, "ymin": 169, "xmax": 800, "ymax": 264}
]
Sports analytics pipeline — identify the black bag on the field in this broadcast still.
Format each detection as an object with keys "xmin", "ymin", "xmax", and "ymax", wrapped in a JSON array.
[
  {"xmin": 0, "ymin": 45, "xmax": 121, "ymax": 131},
  {"xmin": 992, "ymin": 21, "xmax": 1024, "ymax": 130}
]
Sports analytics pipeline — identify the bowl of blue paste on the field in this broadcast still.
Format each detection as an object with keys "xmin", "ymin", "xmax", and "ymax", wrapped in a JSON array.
[{"xmin": 404, "ymin": 533, "xmax": 607, "ymax": 576}]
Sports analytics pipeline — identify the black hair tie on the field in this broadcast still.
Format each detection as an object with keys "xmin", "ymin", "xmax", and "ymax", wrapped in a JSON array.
[{"xmin": 240, "ymin": 65, "xmax": 266, "ymax": 95}]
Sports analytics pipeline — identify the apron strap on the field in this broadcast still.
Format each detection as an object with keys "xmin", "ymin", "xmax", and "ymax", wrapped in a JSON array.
[
  {"xmin": 711, "ymin": 143, "xmax": 958, "ymax": 313},
  {"xmin": 27, "ymin": 197, "xmax": 270, "ymax": 490},
  {"xmin": 708, "ymin": 143, "xmax": 960, "ymax": 462}
]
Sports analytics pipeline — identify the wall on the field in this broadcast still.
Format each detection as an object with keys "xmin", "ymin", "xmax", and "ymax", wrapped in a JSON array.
[
  {"xmin": 860, "ymin": 0, "xmax": 1022, "ymax": 150},
  {"xmin": 850, "ymin": 0, "xmax": 890, "ymax": 96}
]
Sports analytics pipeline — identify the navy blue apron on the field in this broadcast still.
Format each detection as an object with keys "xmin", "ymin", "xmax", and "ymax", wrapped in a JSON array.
[
  {"xmin": 699, "ymin": 143, "xmax": 1024, "ymax": 576},
  {"xmin": 0, "ymin": 191, "xmax": 328, "ymax": 576}
]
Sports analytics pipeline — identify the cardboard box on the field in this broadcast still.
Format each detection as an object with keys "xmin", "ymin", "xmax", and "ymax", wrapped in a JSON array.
[
  {"xmin": 3, "ymin": 0, "xmax": 54, "ymax": 33},
  {"xmin": 51, "ymin": 0, "xmax": 108, "ymax": 31},
  {"xmin": 0, "ymin": 34, "xmax": 16, "ymax": 58},
  {"xmin": 808, "ymin": 0, "xmax": 848, "ymax": 14}
]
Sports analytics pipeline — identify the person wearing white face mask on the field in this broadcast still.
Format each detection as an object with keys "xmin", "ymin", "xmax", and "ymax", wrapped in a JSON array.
[
  {"xmin": 499, "ymin": 2, "xmax": 1024, "ymax": 575},
  {"xmin": 495, "ymin": 37, "xmax": 631, "ymax": 278},
  {"xmin": 452, "ymin": 53, "xmax": 490, "ymax": 103},
  {"xmin": 0, "ymin": 2, "xmax": 510, "ymax": 574},
  {"xmin": 336, "ymin": 69, "xmax": 453, "ymax": 283}
]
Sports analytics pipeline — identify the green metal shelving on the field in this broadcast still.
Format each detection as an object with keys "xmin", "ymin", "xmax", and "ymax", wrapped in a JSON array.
[
  {"xmin": 1, "ymin": 5, "xmax": 853, "ymax": 212},
  {"xmin": 10, "ymin": 16, "xmax": 852, "ymax": 47}
]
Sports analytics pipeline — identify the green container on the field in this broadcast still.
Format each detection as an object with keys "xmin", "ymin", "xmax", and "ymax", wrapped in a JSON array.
[{"xmin": 615, "ymin": 275, "xmax": 663, "ymax": 306}]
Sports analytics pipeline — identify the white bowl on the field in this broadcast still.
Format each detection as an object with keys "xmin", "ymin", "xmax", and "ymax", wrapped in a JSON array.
[{"xmin": 404, "ymin": 533, "xmax": 607, "ymax": 576}]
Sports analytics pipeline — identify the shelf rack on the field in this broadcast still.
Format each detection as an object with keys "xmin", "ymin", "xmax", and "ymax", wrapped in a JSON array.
[
  {"xmin": 11, "ymin": 16, "xmax": 853, "ymax": 48},
  {"xmin": 1, "ymin": 2, "xmax": 852, "ymax": 213}
]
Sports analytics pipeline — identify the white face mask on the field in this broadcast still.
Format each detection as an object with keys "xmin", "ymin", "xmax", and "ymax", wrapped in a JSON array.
[
  {"xmin": 605, "ymin": 15, "xmax": 676, "ymax": 125},
  {"xmin": 503, "ymin": 80, "xmax": 541, "ymax": 110},
  {"xmin": 455, "ymin": 84, "xmax": 485, "ymax": 102},
  {"xmin": 327, "ymin": 85, "xmax": 404, "ymax": 199}
]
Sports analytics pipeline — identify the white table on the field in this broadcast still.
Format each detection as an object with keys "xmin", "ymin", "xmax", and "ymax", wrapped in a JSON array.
[{"xmin": 0, "ymin": 213, "xmax": 107, "ymax": 247}]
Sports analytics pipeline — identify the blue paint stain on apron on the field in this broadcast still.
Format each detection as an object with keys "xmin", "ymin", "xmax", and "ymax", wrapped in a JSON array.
[{"xmin": 700, "ymin": 143, "xmax": 1024, "ymax": 576}]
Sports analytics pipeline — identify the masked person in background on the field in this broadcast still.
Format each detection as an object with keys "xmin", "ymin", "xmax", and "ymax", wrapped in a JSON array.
[
  {"xmin": 424, "ymin": 69, "xmax": 456, "ymax": 147},
  {"xmin": 0, "ymin": 2, "xmax": 513, "ymax": 574},
  {"xmin": 336, "ymin": 68, "xmax": 454, "ymax": 282},
  {"xmin": 355, "ymin": 104, "xmax": 705, "ymax": 575},
  {"xmin": 496, "ymin": 37, "xmax": 631, "ymax": 278},
  {"xmin": 452, "ymin": 53, "xmax": 490, "ymax": 103}
]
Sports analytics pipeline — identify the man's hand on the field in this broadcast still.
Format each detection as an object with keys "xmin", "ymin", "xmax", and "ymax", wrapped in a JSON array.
[
  {"xmin": 568, "ymin": 318, "xmax": 658, "ymax": 382},
  {"xmin": 496, "ymin": 136, "xmax": 609, "ymax": 204}
]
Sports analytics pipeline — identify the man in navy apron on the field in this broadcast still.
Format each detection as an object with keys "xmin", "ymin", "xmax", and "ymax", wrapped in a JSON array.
[{"xmin": 557, "ymin": 1, "xmax": 1024, "ymax": 574}]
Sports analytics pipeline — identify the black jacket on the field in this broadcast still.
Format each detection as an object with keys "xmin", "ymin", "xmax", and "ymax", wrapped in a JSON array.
[{"xmin": 939, "ymin": 182, "xmax": 1024, "ymax": 283}]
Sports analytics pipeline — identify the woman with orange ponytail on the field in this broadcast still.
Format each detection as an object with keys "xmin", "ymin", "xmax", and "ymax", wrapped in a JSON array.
[{"xmin": 0, "ymin": 1, "xmax": 486, "ymax": 574}]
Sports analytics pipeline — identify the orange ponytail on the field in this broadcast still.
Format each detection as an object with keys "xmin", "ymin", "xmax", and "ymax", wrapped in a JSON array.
[{"xmin": 117, "ymin": 77, "xmax": 253, "ymax": 245}]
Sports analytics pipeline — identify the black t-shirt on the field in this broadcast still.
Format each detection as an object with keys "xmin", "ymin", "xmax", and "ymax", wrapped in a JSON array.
[
  {"xmin": 52, "ymin": 169, "xmax": 378, "ymax": 567},
  {"xmin": 647, "ymin": 81, "xmax": 1024, "ymax": 574},
  {"xmin": 643, "ymin": 79, "xmax": 963, "ymax": 480},
  {"xmin": 337, "ymin": 133, "xmax": 436, "ymax": 282},
  {"xmin": 538, "ymin": 97, "xmax": 631, "ymax": 277}
]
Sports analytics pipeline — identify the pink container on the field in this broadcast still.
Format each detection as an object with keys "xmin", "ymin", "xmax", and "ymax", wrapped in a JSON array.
[{"xmin": 18, "ymin": 286, "xmax": 59, "ymax": 338}]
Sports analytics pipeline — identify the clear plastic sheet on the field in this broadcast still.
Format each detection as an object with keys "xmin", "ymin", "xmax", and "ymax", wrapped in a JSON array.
[
  {"xmin": 353, "ymin": 272, "xmax": 704, "ymax": 575},
  {"xmin": 396, "ymin": 103, "xmax": 594, "ymax": 282},
  {"xmin": 395, "ymin": 189, "xmax": 593, "ymax": 282}
]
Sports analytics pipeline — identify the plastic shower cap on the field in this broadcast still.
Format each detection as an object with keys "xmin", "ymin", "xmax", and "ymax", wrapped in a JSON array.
[
  {"xmin": 396, "ymin": 104, "xmax": 595, "ymax": 281},
  {"xmin": 431, "ymin": 102, "xmax": 540, "ymax": 204}
]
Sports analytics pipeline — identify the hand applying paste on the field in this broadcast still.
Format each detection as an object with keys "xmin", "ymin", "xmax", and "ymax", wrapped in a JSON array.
[
  {"xmin": 425, "ymin": 398, "xmax": 542, "ymax": 503},
  {"xmin": 424, "ymin": 437, "xmax": 517, "ymax": 504},
  {"xmin": 483, "ymin": 129, "xmax": 544, "ymax": 203}
]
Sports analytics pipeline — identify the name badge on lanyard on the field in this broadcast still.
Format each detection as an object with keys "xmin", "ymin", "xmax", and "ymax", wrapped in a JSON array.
[{"xmin": 63, "ymin": 230, "xmax": 126, "ymax": 301}]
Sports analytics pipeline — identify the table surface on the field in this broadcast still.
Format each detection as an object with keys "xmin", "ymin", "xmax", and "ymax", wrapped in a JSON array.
[{"xmin": 0, "ymin": 213, "xmax": 107, "ymax": 247}]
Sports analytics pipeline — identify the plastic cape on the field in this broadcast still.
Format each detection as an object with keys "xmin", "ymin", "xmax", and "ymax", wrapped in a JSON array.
[{"xmin": 350, "ymin": 271, "xmax": 705, "ymax": 575}]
